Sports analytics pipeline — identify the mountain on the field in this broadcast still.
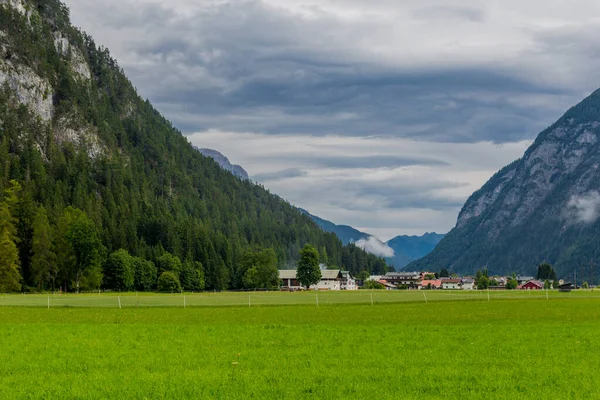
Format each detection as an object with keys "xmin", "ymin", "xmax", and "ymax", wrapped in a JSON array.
[
  {"xmin": 196, "ymin": 148, "xmax": 249, "ymax": 181},
  {"xmin": 386, "ymin": 232, "xmax": 445, "ymax": 269},
  {"xmin": 409, "ymin": 89, "xmax": 600, "ymax": 281},
  {"xmin": 300, "ymin": 209, "xmax": 444, "ymax": 268},
  {"xmin": 0, "ymin": 0, "xmax": 389, "ymax": 292},
  {"xmin": 299, "ymin": 209, "xmax": 369, "ymax": 245}
]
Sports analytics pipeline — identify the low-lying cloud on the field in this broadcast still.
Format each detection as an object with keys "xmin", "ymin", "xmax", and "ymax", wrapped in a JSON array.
[
  {"xmin": 567, "ymin": 191, "xmax": 600, "ymax": 223},
  {"xmin": 355, "ymin": 236, "xmax": 395, "ymax": 258}
]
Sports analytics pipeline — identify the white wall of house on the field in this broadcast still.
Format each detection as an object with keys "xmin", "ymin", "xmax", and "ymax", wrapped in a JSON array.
[
  {"xmin": 311, "ymin": 279, "xmax": 341, "ymax": 291},
  {"xmin": 462, "ymin": 282, "xmax": 474, "ymax": 290},
  {"xmin": 342, "ymin": 279, "xmax": 357, "ymax": 290},
  {"xmin": 442, "ymin": 282, "xmax": 460, "ymax": 290}
]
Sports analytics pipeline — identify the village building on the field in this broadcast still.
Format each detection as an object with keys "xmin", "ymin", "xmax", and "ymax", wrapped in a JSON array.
[
  {"xmin": 341, "ymin": 271, "xmax": 357, "ymax": 290},
  {"xmin": 516, "ymin": 275, "xmax": 535, "ymax": 285},
  {"xmin": 420, "ymin": 279, "xmax": 442, "ymax": 290},
  {"xmin": 377, "ymin": 280, "xmax": 398, "ymax": 290},
  {"xmin": 278, "ymin": 269, "xmax": 343, "ymax": 291},
  {"xmin": 461, "ymin": 278, "xmax": 475, "ymax": 290},
  {"xmin": 441, "ymin": 278, "xmax": 461, "ymax": 290},
  {"xmin": 519, "ymin": 280, "xmax": 544, "ymax": 290},
  {"xmin": 382, "ymin": 272, "xmax": 422, "ymax": 289}
]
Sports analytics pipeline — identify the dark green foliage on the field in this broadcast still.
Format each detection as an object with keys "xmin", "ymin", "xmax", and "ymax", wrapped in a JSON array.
[
  {"xmin": 133, "ymin": 257, "xmax": 156, "ymax": 292},
  {"xmin": 157, "ymin": 271, "xmax": 181, "ymax": 293},
  {"xmin": 103, "ymin": 249, "xmax": 134, "ymax": 291},
  {"xmin": 66, "ymin": 210, "xmax": 105, "ymax": 291},
  {"xmin": 0, "ymin": 229, "xmax": 20, "ymax": 292},
  {"xmin": 0, "ymin": 181, "xmax": 21, "ymax": 292},
  {"xmin": 240, "ymin": 247, "xmax": 279, "ymax": 289},
  {"xmin": 156, "ymin": 253, "xmax": 182, "ymax": 279},
  {"xmin": 356, "ymin": 270, "xmax": 370, "ymax": 282},
  {"xmin": 30, "ymin": 205, "xmax": 56, "ymax": 290},
  {"xmin": 439, "ymin": 268, "xmax": 450, "ymax": 278},
  {"xmin": 361, "ymin": 280, "xmax": 384, "ymax": 290},
  {"xmin": 505, "ymin": 277, "xmax": 518, "ymax": 290},
  {"xmin": 0, "ymin": 0, "xmax": 389, "ymax": 291},
  {"xmin": 297, "ymin": 244, "xmax": 321, "ymax": 289},
  {"xmin": 180, "ymin": 260, "xmax": 205, "ymax": 291},
  {"xmin": 475, "ymin": 269, "xmax": 489, "ymax": 290},
  {"xmin": 536, "ymin": 263, "xmax": 557, "ymax": 281}
]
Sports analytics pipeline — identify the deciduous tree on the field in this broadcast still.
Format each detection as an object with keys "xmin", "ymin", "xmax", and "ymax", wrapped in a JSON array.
[{"xmin": 297, "ymin": 244, "xmax": 321, "ymax": 289}]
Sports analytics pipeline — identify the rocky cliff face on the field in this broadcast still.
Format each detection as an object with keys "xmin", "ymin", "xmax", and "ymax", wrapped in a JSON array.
[
  {"xmin": 196, "ymin": 148, "xmax": 249, "ymax": 180},
  {"xmin": 0, "ymin": 0, "xmax": 102, "ymax": 158},
  {"xmin": 409, "ymin": 89, "xmax": 600, "ymax": 280}
]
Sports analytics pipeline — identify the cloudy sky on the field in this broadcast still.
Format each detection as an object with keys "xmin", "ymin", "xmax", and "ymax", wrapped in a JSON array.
[{"xmin": 66, "ymin": 0, "xmax": 599, "ymax": 240}]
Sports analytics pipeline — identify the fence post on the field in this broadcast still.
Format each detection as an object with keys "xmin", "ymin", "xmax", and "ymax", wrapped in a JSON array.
[
  {"xmin": 370, "ymin": 293, "xmax": 374, "ymax": 306},
  {"xmin": 248, "ymin": 295, "xmax": 251, "ymax": 308},
  {"xmin": 118, "ymin": 295, "xmax": 121, "ymax": 309},
  {"xmin": 423, "ymin": 291, "xmax": 428, "ymax": 303},
  {"xmin": 316, "ymin": 293, "xmax": 319, "ymax": 307},
  {"xmin": 47, "ymin": 296, "xmax": 50, "ymax": 309},
  {"xmin": 184, "ymin": 295, "xmax": 186, "ymax": 308},
  {"xmin": 487, "ymin": 289, "xmax": 490, "ymax": 302},
  {"xmin": 546, "ymin": 289, "xmax": 549, "ymax": 300}
]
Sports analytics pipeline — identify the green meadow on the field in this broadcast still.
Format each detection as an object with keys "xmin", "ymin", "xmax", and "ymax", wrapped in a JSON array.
[{"xmin": 0, "ymin": 295, "xmax": 599, "ymax": 399}]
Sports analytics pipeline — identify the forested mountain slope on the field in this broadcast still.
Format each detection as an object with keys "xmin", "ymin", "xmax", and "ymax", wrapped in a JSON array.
[
  {"xmin": 409, "ymin": 89, "xmax": 600, "ymax": 281},
  {"xmin": 0, "ymin": 0, "xmax": 388, "ymax": 292}
]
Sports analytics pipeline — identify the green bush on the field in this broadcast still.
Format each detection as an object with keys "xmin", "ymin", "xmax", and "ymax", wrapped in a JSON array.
[
  {"xmin": 157, "ymin": 271, "xmax": 181, "ymax": 293},
  {"xmin": 360, "ymin": 280, "xmax": 385, "ymax": 290}
]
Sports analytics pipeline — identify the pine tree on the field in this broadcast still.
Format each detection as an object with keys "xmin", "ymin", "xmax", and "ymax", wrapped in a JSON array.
[
  {"xmin": 0, "ymin": 181, "xmax": 21, "ymax": 292},
  {"xmin": 0, "ymin": 229, "xmax": 20, "ymax": 292},
  {"xmin": 31, "ymin": 205, "xmax": 57, "ymax": 290}
]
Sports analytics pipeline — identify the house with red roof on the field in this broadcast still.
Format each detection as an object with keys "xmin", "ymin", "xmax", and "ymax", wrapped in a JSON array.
[
  {"xmin": 518, "ymin": 280, "xmax": 544, "ymax": 290},
  {"xmin": 420, "ymin": 279, "xmax": 442, "ymax": 290}
]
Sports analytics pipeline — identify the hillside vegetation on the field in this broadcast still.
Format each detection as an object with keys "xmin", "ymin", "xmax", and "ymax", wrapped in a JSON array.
[{"xmin": 0, "ymin": 0, "xmax": 388, "ymax": 292}]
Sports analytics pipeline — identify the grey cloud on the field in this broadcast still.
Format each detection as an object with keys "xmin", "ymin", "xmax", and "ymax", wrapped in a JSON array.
[
  {"xmin": 253, "ymin": 168, "xmax": 307, "ymax": 181},
  {"xmin": 67, "ymin": 0, "xmax": 590, "ymax": 144},
  {"xmin": 412, "ymin": 6, "xmax": 485, "ymax": 22},
  {"xmin": 329, "ymin": 180, "xmax": 469, "ymax": 211},
  {"xmin": 266, "ymin": 154, "xmax": 449, "ymax": 169}
]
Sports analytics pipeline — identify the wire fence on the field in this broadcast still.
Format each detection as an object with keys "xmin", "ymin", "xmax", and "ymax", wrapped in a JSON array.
[{"xmin": 0, "ymin": 289, "xmax": 598, "ymax": 308}]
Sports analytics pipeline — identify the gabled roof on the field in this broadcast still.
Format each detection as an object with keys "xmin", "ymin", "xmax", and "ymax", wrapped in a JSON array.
[
  {"xmin": 441, "ymin": 278, "xmax": 461, "ymax": 284},
  {"xmin": 321, "ymin": 269, "xmax": 342, "ymax": 279},
  {"xmin": 384, "ymin": 271, "xmax": 420, "ymax": 278},
  {"xmin": 278, "ymin": 269, "xmax": 342, "ymax": 280},
  {"xmin": 523, "ymin": 280, "xmax": 544, "ymax": 288},
  {"xmin": 278, "ymin": 270, "xmax": 297, "ymax": 279},
  {"xmin": 421, "ymin": 279, "xmax": 442, "ymax": 287},
  {"xmin": 341, "ymin": 271, "xmax": 353, "ymax": 279}
]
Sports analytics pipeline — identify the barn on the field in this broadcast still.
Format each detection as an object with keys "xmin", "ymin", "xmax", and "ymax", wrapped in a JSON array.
[{"xmin": 519, "ymin": 280, "xmax": 544, "ymax": 290}]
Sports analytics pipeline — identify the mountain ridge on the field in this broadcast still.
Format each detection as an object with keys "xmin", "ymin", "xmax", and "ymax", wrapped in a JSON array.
[
  {"xmin": 408, "ymin": 88, "xmax": 600, "ymax": 280},
  {"xmin": 196, "ymin": 148, "xmax": 250, "ymax": 181},
  {"xmin": 0, "ymin": 0, "xmax": 389, "ymax": 291}
]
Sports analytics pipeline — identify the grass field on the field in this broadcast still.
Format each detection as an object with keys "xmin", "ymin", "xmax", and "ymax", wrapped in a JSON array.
[
  {"xmin": 1, "ymin": 288, "xmax": 599, "ymax": 308},
  {"xmin": 1, "ymin": 294, "xmax": 599, "ymax": 399}
]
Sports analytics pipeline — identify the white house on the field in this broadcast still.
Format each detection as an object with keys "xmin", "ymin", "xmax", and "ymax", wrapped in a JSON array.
[
  {"xmin": 279, "ymin": 269, "xmax": 343, "ymax": 290},
  {"xmin": 441, "ymin": 278, "xmax": 461, "ymax": 290},
  {"xmin": 461, "ymin": 278, "xmax": 475, "ymax": 290},
  {"xmin": 341, "ymin": 271, "xmax": 357, "ymax": 290}
]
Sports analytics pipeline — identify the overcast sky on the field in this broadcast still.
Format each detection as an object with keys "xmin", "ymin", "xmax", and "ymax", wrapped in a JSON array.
[{"xmin": 66, "ymin": 0, "xmax": 599, "ymax": 240}]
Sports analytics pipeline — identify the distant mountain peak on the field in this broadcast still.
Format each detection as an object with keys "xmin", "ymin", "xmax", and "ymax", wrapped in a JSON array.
[
  {"xmin": 300, "ymin": 209, "xmax": 444, "ymax": 268},
  {"xmin": 196, "ymin": 148, "xmax": 250, "ymax": 181},
  {"xmin": 409, "ymin": 88, "xmax": 600, "ymax": 279}
]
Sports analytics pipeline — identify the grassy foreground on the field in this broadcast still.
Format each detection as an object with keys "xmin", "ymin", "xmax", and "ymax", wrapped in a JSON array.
[{"xmin": 0, "ymin": 299, "xmax": 598, "ymax": 399}]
